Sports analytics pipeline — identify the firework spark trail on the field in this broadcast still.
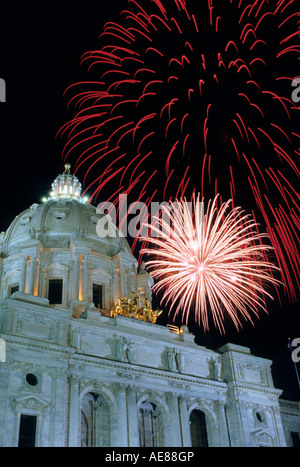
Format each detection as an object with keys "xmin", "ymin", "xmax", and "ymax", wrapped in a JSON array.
[
  {"xmin": 59, "ymin": 0, "xmax": 300, "ymax": 301},
  {"xmin": 141, "ymin": 195, "xmax": 281, "ymax": 333}
]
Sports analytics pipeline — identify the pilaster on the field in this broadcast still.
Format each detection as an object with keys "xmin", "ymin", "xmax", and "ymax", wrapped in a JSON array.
[
  {"xmin": 178, "ymin": 395, "xmax": 192, "ymax": 447},
  {"xmin": 68, "ymin": 375, "xmax": 80, "ymax": 447},
  {"xmin": 117, "ymin": 383, "xmax": 128, "ymax": 446},
  {"xmin": 127, "ymin": 385, "xmax": 139, "ymax": 447}
]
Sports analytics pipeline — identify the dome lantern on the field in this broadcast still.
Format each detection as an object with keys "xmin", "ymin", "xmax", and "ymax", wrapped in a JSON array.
[{"xmin": 46, "ymin": 164, "xmax": 88, "ymax": 203}]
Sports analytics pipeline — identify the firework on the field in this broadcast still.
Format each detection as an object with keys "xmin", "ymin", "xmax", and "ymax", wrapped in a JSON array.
[
  {"xmin": 141, "ymin": 195, "xmax": 280, "ymax": 333},
  {"xmin": 59, "ymin": 0, "xmax": 300, "ymax": 300}
]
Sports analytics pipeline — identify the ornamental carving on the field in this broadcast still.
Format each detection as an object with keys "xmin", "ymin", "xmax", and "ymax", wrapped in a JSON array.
[
  {"xmin": 115, "ymin": 337, "xmax": 136, "ymax": 364},
  {"xmin": 19, "ymin": 215, "xmax": 31, "ymax": 225},
  {"xmin": 12, "ymin": 395, "xmax": 50, "ymax": 415}
]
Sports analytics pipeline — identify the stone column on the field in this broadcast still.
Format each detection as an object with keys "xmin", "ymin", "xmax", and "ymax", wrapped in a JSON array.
[
  {"xmin": 127, "ymin": 268, "xmax": 133, "ymax": 297},
  {"xmin": 213, "ymin": 401, "xmax": 230, "ymax": 447},
  {"xmin": 120, "ymin": 268, "xmax": 127, "ymax": 298},
  {"xmin": 179, "ymin": 395, "xmax": 192, "ymax": 447},
  {"xmin": 73, "ymin": 254, "xmax": 80, "ymax": 300},
  {"xmin": 19, "ymin": 256, "xmax": 27, "ymax": 293},
  {"xmin": 166, "ymin": 393, "xmax": 182, "ymax": 446},
  {"xmin": 68, "ymin": 375, "xmax": 80, "ymax": 447},
  {"xmin": 28, "ymin": 255, "xmax": 36, "ymax": 295},
  {"xmin": 34, "ymin": 257, "xmax": 40, "ymax": 296},
  {"xmin": 117, "ymin": 384, "xmax": 128, "ymax": 446},
  {"xmin": 127, "ymin": 386, "xmax": 139, "ymax": 447},
  {"xmin": 83, "ymin": 254, "xmax": 89, "ymax": 300},
  {"xmin": 115, "ymin": 268, "xmax": 121, "ymax": 300},
  {"xmin": 93, "ymin": 401, "xmax": 100, "ymax": 447}
]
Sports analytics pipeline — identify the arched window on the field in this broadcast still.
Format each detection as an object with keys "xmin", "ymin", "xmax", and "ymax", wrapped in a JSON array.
[
  {"xmin": 80, "ymin": 392, "xmax": 110, "ymax": 447},
  {"xmin": 80, "ymin": 392, "xmax": 95, "ymax": 447},
  {"xmin": 95, "ymin": 396, "xmax": 110, "ymax": 447},
  {"xmin": 190, "ymin": 409, "xmax": 208, "ymax": 447},
  {"xmin": 81, "ymin": 411, "xmax": 89, "ymax": 447},
  {"xmin": 138, "ymin": 401, "xmax": 164, "ymax": 447}
]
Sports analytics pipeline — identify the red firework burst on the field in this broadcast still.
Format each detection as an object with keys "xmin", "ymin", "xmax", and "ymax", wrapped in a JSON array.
[{"xmin": 59, "ymin": 0, "xmax": 300, "ymax": 301}]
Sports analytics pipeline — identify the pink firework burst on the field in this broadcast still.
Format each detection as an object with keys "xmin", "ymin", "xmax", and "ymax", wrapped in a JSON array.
[
  {"xmin": 141, "ymin": 195, "xmax": 281, "ymax": 333},
  {"xmin": 59, "ymin": 0, "xmax": 300, "ymax": 301}
]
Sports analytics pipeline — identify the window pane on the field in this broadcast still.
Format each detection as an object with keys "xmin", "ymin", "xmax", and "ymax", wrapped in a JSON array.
[
  {"xmin": 48, "ymin": 279, "xmax": 63, "ymax": 304},
  {"xmin": 139, "ymin": 402, "xmax": 162, "ymax": 447},
  {"xmin": 93, "ymin": 284, "xmax": 103, "ymax": 309},
  {"xmin": 18, "ymin": 414, "xmax": 37, "ymax": 447}
]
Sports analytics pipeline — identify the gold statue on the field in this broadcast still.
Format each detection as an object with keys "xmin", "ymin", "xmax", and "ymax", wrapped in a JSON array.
[
  {"xmin": 128, "ymin": 294, "xmax": 138, "ymax": 316},
  {"xmin": 111, "ymin": 296, "xmax": 132, "ymax": 318},
  {"xmin": 111, "ymin": 294, "xmax": 163, "ymax": 323},
  {"xmin": 64, "ymin": 163, "xmax": 71, "ymax": 174},
  {"xmin": 148, "ymin": 308, "xmax": 163, "ymax": 323}
]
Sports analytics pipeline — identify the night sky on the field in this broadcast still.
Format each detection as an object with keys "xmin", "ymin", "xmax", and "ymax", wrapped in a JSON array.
[{"xmin": 0, "ymin": 1, "xmax": 299, "ymax": 401}]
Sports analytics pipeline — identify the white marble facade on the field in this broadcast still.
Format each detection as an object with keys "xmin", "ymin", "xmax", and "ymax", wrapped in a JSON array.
[{"xmin": 0, "ymin": 168, "xmax": 299, "ymax": 447}]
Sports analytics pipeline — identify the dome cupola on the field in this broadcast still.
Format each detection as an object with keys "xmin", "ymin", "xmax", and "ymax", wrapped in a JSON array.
[{"xmin": 46, "ymin": 164, "xmax": 87, "ymax": 203}]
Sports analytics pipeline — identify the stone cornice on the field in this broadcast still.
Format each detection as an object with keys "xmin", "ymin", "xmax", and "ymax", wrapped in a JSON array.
[
  {"xmin": 1, "ymin": 333, "xmax": 74, "ymax": 356},
  {"xmin": 279, "ymin": 399, "xmax": 300, "ymax": 416},
  {"xmin": 1, "ymin": 332, "xmax": 222, "ymax": 390},
  {"xmin": 226, "ymin": 380, "xmax": 282, "ymax": 398},
  {"xmin": 69, "ymin": 351, "xmax": 228, "ymax": 395}
]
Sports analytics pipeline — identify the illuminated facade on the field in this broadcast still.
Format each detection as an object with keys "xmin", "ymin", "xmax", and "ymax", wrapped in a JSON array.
[{"xmin": 0, "ymin": 168, "xmax": 299, "ymax": 447}]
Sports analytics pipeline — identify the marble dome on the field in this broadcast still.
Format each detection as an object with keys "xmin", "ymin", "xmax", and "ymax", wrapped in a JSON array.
[
  {"xmin": 0, "ymin": 165, "xmax": 152, "ymax": 311},
  {"xmin": 1, "ymin": 165, "xmax": 131, "ymax": 257}
]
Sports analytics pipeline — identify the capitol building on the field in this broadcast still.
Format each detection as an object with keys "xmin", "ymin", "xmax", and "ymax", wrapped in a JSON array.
[{"xmin": 0, "ymin": 166, "xmax": 299, "ymax": 447}]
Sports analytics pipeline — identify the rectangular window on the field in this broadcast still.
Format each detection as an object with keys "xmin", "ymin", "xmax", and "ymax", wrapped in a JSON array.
[
  {"xmin": 48, "ymin": 279, "xmax": 63, "ymax": 305},
  {"xmin": 93, "ymin": 284, "xmax": 103, "ymax": 309},
  {"xmin": 18, "ymin": 414, "xmax": 37, "ymax": 447}
]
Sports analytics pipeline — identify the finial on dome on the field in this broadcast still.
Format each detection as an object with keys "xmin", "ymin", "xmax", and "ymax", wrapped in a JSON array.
[{"xmin": 64, "ymin": 163, "xmax": 71, "ymax": 174}]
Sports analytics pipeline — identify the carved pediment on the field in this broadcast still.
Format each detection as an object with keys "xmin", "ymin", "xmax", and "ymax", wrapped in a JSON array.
[
  {"xmin": 12, "ymin": 395, "xmax": 50, "ymax": 413},
  {"xmin": 42, "ymin": 263, "xmax": 70, "ymax": 277}
]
